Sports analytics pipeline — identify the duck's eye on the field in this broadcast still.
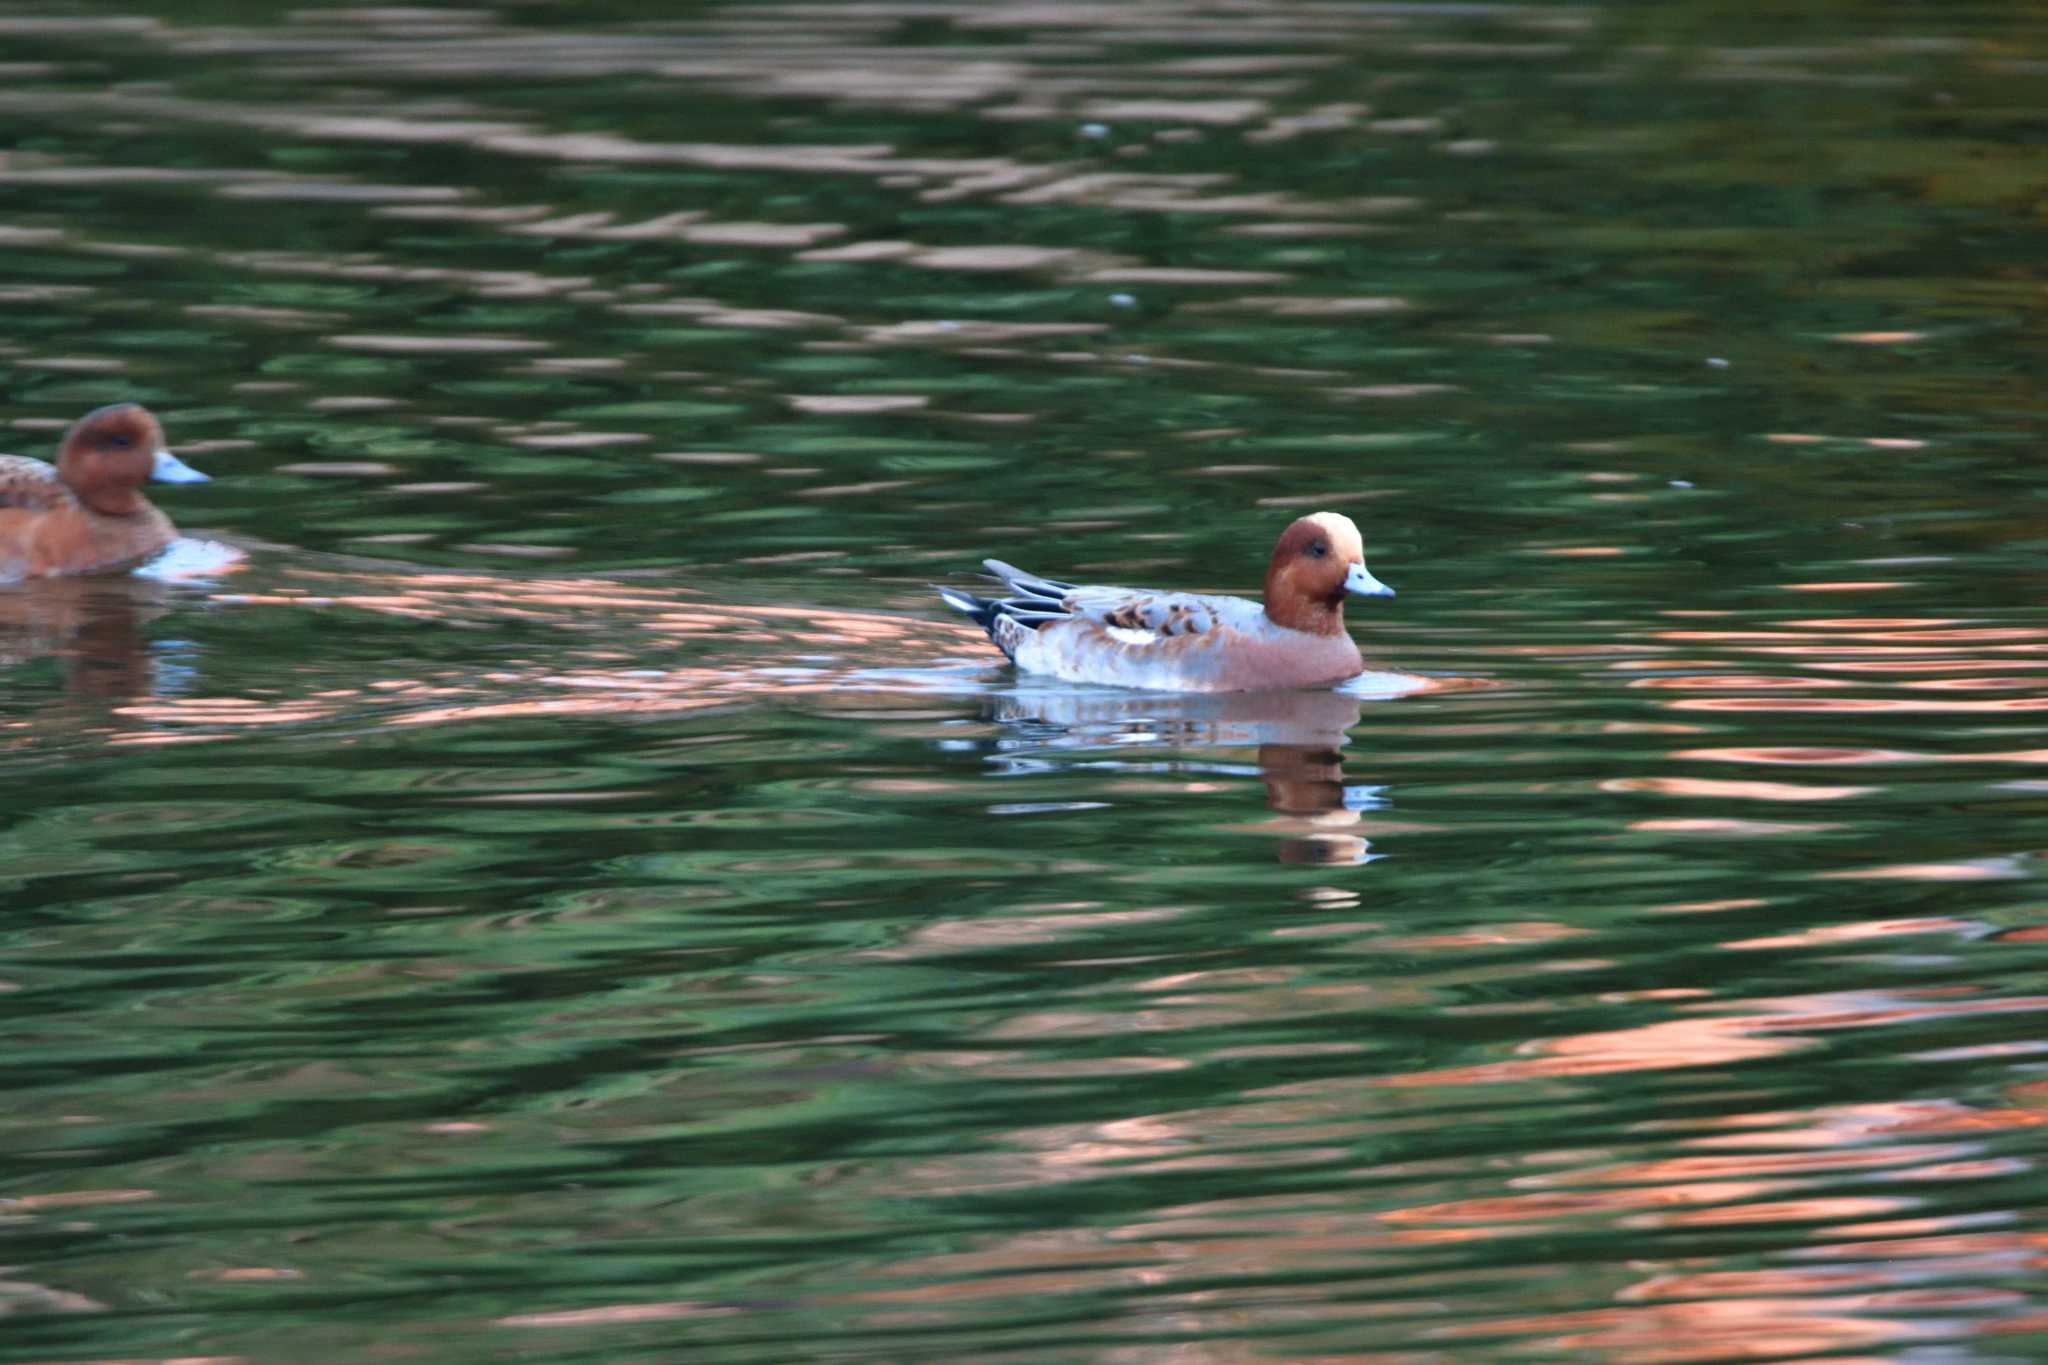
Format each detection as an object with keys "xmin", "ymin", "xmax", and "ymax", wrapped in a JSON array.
[
  {"xmin": 1305, "ymin": 542, "xmax": 1327, "ymax": 559},
  {"xmin": 106, "ymin": 433, "xmax": 132, "ymax": 449}
]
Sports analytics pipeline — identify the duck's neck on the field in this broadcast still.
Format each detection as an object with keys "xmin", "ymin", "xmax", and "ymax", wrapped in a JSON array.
[
  {"xmin": 66, "ymin": 475, "xmax": 147, "ymax": 516},
  {"xmin": 84, "ymin": 490, "xmax": 146, "ymax": 516},
  {"xmin": 1264, "ymin": 584, "xmax": 1348, "ymax": 637}
]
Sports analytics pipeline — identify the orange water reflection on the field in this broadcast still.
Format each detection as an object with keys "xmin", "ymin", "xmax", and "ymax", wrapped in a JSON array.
[
  {"xmin": 813, "ymin": 987, "xmax": 2048, "ymax": 1358},
  {"xmin": 75, "ymin": 565, "xmax": 992, "ymax": 744}
]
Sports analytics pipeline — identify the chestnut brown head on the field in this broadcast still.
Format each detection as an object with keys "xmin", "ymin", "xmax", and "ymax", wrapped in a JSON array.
[
  {"xmin": 1262, "ymin": 511, "xmax": 1393, "ymax": 636},
  {"xmin": 55, "ymin": 404, "xmax": 207, "ymax": 515}
]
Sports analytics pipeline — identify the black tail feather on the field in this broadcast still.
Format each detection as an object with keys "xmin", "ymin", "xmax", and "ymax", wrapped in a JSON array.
[
  {"xmin": 937, "ymin": 575, "xmax": 1073, "ymax": 664},
  {"xmin": 935, "ymin": 584, "xmax": 1001, "ymax": 634}
]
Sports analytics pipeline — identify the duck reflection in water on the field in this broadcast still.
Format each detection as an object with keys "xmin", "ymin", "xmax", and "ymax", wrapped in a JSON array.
[
  {"xmin": 1, "ymin": 538, "xmax": 240, "ymax": 712},
  {"xmin": 986, "ymin": 679, "xmax": 1401, "ymax": 865},
  {"xmin": 0, "ymin": 578, "xmax": 162, "ymax": 703}
]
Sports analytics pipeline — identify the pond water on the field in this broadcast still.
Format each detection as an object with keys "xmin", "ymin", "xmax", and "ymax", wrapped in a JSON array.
[{"xmin": 4, "ymin": 3, "xmax": 2048, "ymax": 1360}]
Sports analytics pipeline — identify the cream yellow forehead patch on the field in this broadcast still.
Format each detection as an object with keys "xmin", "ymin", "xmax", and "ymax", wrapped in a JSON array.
[{"xmin": 1301, "ymin": 511, "xmax": 1363, "ymax": 555}]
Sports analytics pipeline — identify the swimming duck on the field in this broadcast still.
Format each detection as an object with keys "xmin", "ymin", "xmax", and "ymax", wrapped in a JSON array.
[
  {"xmin": 0, "ymin": 404, "xmax": 209, "ymax": 580},
  {"xmin": 939, "ymin": 511, "xmax": 1394, "ymax": 692}
]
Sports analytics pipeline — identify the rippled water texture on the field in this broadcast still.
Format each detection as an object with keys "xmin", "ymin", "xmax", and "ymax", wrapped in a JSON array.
[{"xmin": 4, "ymin": 3, "xmax": 2048, "ymax": 1361}]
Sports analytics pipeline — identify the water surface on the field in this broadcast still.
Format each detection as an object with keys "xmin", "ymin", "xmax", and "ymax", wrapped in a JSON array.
[{"xmin": 4, "ymin": 3, "xmax": 2048, "ymax": 1361}]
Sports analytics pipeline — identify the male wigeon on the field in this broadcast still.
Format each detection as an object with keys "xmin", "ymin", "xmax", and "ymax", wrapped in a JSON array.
[
  {"xmin": 939, "ymin": 511, "xmax": 1394, "ymax": 692},
  {"xmin": 0, "ymin": 404, "xmax": 208, "ymax": 579}
]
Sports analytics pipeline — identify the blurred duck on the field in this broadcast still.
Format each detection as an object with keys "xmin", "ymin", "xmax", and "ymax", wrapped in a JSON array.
[
  {"xmin": 939, "ymin": 511, "xmax": 1394, "ymax": 692},
  {"xmin": 0, "ymin": 404, "xmax": 208, "ymax": 580}
]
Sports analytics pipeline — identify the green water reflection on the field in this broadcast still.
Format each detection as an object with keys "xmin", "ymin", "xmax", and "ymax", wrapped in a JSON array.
[{"xmin": 4, "ymin": 2, "xmax": 2048, "ymax": 1361}]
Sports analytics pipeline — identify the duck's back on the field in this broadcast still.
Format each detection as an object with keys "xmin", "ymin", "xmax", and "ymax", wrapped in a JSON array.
[
  {"xmin": 0, "ymin": 455, "xmax": 172, "ymax": 578},
  {"xmin": 0, "ymin": 456, "xmax": 72, "ymax": 514}
]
